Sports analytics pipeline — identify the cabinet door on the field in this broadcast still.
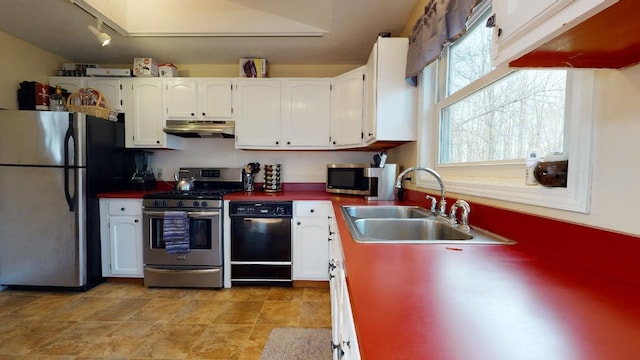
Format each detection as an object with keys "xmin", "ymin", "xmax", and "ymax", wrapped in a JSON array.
[
  {"xmin": 86, "ymin": 78, "xmax": 125, "ymax": 113},
  {"xmin": 365, "ymin": 37, "xmax": 416, "ymax": 143},
  {"xmin": 293, "ymin": 218, "xmax": 330, "ymax": 280},
  {"xmin": 234, "ymin": 79, "xmax": 282, "ymax": 148},
  {"xmin": 109, "ymin": 216, "xmax": 142, "ymax": 276},
  {"xmin": 283, "ymin": 80, "xmax": 331, "ymax": 148},
  {"xmin": 199, "ymin": 79, "xmax": 233, "ymax": 119},
  {"xmin": 340, "ymin": 274, "xmax": 361, "ymax": 360},
  {"xmin": 493, "ymin": 0, "xmax": 574, "ymax": 45},
  {"xmin": 491, "ymin": 0, "xmax": 615, "ymax": 65},
  {"xmin": 164, "ymin": 79, "xmax": 198, "ymax": 119},
  {"xmin": 130, "ymin": 79, "xmax": 165, "ymax": 147},
  {"xmin": 331, "ymin": 67, "xmax": 365, "ymax": 148},
  {"xmin": 48, "ymin": 77, "xmax": 85, "ymax": 94}
]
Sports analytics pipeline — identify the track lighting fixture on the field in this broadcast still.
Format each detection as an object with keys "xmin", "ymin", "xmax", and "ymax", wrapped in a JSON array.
[{"xmin": 87, "ymin": 19, "xmax": 111, "ymax": 46}]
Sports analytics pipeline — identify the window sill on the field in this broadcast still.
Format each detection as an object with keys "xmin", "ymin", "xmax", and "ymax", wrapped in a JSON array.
[{"xmin": 417, "ymin": 175, "xmax": 591, "ymax": 213}]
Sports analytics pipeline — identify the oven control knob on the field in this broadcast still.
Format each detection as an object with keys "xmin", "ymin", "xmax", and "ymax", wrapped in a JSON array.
[
  {"xmin": 193, "ymin": 201, "xmax": 200, "ymax": 207},
  {"xmin": 201, "ymin": 201, "xmax": 208, "ymax": 207}
]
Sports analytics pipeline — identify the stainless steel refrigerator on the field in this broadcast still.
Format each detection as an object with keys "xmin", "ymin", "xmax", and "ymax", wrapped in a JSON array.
[{"xmin": 0, "ymin": 110, "xmax": 130, "ymax": 290}]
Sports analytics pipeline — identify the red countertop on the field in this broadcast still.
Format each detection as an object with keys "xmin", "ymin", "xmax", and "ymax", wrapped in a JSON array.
[{"xmin": 99, "ymin": 187, "xmax": 640, "ymax": 359}]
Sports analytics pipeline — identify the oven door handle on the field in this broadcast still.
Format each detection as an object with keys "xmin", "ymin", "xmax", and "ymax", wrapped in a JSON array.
[
  {"xmin": 143, "ymin": 210, "xmax": 220, "ymax": 218},
  {"xmin": 189, "ymin": 211, "xmax": 220, "ymax": 218}
]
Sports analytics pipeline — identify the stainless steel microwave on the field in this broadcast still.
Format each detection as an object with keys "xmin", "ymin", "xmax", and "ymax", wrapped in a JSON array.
[{"xmin": 326, "ymin": 164, "xmax": 398, "ymax": 200}]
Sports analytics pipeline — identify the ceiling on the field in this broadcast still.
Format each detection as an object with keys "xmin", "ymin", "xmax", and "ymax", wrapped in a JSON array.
[{"xmin": 0, "ymin": 0, "xmax": 419, "ymax": 66}]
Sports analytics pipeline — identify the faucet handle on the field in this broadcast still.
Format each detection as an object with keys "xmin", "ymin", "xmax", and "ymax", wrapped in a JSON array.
[
  {"xmin": 425, "ymin": 195, "xmax": 437, "ymax": 213},
  {"xmin": 450, "ymin": 199, "xmax": 471, "ymax": 230}
]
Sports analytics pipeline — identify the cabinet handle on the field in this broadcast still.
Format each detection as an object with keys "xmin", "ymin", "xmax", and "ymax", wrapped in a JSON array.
[
  {"xmin": 297, "ymin": 221, "xmax": 301, "ymax": 225},
  {"xmin": 190, "ymin": 113, "xmax": 195, "ymax": 116},
  {"xmin": 121, "ymin": 207, "xmax": 125, "ymax": 211},
  {"xmin": 134, "ymin": 219, "xmax": 139, "ymax": 223}
]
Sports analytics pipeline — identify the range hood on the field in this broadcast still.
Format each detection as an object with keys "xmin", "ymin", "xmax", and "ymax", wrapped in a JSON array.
[{"xmin": 163, "ymin": 120, "xmax": 235, "ymax": 138}]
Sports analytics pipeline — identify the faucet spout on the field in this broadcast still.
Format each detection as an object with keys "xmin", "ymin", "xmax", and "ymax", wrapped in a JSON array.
[{"xmin": 395, "ymin": 167, "xmax": 447, "ymax": 215}]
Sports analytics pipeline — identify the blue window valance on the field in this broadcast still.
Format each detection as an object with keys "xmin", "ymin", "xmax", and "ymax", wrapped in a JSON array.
[{"xmin": 406, "ymin": 0, "xmax": 482, "ymax": 85}]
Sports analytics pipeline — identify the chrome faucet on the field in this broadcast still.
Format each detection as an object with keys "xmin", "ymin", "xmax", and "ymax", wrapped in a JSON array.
[
  {"xmin": 395, "ymin": 167, "xmax": 447, "ymax": 216},
  {"xmin": 449, "ymin": 199, "xmax": 471, "ymax": 231}
]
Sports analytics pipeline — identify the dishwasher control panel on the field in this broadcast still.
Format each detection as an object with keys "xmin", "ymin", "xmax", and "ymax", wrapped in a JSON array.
[{"xmin": 229, "ymin": 201, "xmax": 293, "ymax": 217}]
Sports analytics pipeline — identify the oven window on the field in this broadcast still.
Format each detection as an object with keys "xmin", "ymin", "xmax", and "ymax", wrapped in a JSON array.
[{"xmin": 150, "ymin": 217, "xmax": 212, "ymax": 250}]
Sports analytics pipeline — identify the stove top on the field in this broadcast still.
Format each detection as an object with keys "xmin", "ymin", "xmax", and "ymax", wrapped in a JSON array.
[
  {"xmin": 143, "ymin": 167, "xmax": 243, "ymax": 209},
  {"xmin": 144, "ymin": 188, "xmax": 241, "ymax": 200}
]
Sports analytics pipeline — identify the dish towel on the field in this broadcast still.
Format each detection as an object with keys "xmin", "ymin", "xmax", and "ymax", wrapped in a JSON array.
[{"xmin": 163, "ymin": 211, "xmax": 191, "ymax": 254}]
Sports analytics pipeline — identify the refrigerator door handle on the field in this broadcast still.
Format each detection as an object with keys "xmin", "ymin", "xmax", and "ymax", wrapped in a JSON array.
[{"xmin": 64, "ymin": 115, "xmax": 76, "ymax": 212}]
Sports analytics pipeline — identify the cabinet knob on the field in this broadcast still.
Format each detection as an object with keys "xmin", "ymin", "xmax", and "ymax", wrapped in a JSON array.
[
  {"xmin": 202, "ymin": 112, "xmax": 206, "ymax": 116},
  {"xmin": 287, "ymin": 141, "xmax": 291, "ymax": 145},
  {"xmin": 275, "ymin": 141, "xmax": 279, "ymax": 145},
  {"xmin": 297, "ymin": 221, "xmax": 301, "ymax": 225},
  {"xmin": 310, "ymin": 209, "xmax": 315, "ymax": 213},
  {"xmin": 191, "ymin": 113, "xmax": 195, "ymax": 116},
  {"xmin": 134, "ymin": 219, "xmax": 139, "ymax": 223},
  {"xmin": 156, "ymin": 140, "xmax": 160, "ymax": 144},
  {"xmin": 120, "ymin": 207, "xmax": 125, "ymax": 211}
]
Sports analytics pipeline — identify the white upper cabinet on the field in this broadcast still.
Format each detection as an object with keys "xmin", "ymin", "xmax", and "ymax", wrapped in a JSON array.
[
  {"xmin": 364, "ymin": 37, "xmax": 417, "ymax": 144},
  {"xmin": 49, "ymin": 77, "xmax": 127, "ymax": 113},
  {"xmin": 164, "ymin": 79, "xmax": 198, "ymax": 119},
  {"xmin": 125, "ymin": 78, "xmax": 183, "ymax": 149},
  {"xmin": 235, "ymin": 78, "xmax": 332, "ymax": 149},
  {"xmin": 331, "ymin": 66, "xmax": 365, "ymax": 148},
  {"xmin": 491, "ymin": 0, "xmax": 618, "ymax": 66},
  {"xmin": 234, "ymin": 79, "xmax": 282, "ymax": 148},
  {"xmin": 199, "ymin": 79, "xmax": 233, "ymax": 119},
  {"xmin": 164, "ymin": 78, "xmax": 233, "ymax": 120},
  {"xmin": 48, "ymin": 77, "xmax": 84, "ymax": 94},
  {"xmin": 282, "ymin": 79, "xmax": 331, "ymax": 149},
  {"xmin": 86, "ymin": 78, "xmax": 127, "ymax": 113}
]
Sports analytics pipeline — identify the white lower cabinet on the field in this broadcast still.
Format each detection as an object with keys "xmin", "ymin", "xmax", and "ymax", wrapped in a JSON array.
[
  {"xmin": 99, "ymin": 199, "xmax": 143, "ymax": 278},
  {"xmin": 329, "ymin": 210, "xmax": 361, "ymax": 360},
  {"xmin": 293, "ymin": 201, "xmax": 331, "ymax": 280}
]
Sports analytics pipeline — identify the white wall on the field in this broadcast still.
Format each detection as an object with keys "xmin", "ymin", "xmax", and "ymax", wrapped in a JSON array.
[
  {"xmin": 390, "ymin": 65, "xmax": 640, "ymax": 237},
  {"xmin": 153, "ymin": 138, "xmax": 377, "ymax": 183},
  {"xmin": 0, "ymin": 31, "xmax": 67, "ymax": 109}
]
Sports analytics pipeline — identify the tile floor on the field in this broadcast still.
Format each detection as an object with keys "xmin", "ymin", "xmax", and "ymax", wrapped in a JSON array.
[{"xmin": 0, "ymin": 281, "xmax": 331, "ymax": 360}]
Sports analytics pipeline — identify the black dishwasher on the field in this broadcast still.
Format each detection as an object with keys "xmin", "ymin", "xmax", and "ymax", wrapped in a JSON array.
[{"xmin": 229, "ymin": 201, "xmax": 293, "ymax": 286}]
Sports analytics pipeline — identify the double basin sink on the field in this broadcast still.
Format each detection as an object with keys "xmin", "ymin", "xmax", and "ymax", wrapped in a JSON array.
[{"xmin": 341, "ymin": 205, "xmax": 515, "ymax": 245}]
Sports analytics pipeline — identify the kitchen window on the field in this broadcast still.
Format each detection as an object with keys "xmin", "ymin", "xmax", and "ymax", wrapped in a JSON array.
[{"xmin": 417, "ymin": 6, "xmax": 594, "ymax": 213}]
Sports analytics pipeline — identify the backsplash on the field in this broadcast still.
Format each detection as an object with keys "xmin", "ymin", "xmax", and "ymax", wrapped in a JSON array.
[{"xmin": 152, "ymin": 138, "xmax": 377, "ymax": 183}]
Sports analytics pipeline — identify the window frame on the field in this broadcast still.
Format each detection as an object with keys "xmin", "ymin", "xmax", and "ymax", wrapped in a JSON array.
[{"xmin": 416, "ymin": 42, "xmax": 594, "ymax": 214}]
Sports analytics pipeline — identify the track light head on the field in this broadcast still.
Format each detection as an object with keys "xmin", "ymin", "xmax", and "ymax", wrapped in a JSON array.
[{"xmin": 87, "ymin": 19, "xmax": 111, "ymax": 46}]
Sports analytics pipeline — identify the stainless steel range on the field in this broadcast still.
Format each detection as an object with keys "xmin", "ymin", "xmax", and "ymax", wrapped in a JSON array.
[{"xmin": 142, "ymin": 167, "xmax": 243, "ymax": 288}]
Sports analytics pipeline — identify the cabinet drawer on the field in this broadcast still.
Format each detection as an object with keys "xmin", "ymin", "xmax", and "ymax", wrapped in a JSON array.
[
  {"xmin": 107, "ymin": 200, "xmax": 142, "ymax": 216},
  {"xmin": 294, "ymin": 201, "xmax": 332, "ymax": 218}
]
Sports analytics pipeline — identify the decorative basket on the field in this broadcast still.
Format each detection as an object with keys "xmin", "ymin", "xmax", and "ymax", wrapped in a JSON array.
[{"xmin": 66, "ymin": 88, "xmax": 111, "ymax": 120}]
